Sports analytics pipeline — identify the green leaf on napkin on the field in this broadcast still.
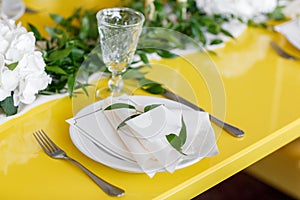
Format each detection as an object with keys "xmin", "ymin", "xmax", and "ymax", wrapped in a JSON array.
[
  {"xmin": 179, "ymin": 116, "xmax": 187, "ymax": 145},
  {"xmin": 104, "ymin": 103, "xmax": 136, "ymax": 111},
  {"xmin": 166, "ymin": 134, "xmax": 184, "ymax": 154},
  {"xmin": 116, "ymin": 103, "xmax": 164, "ymax": 129},
  {"xmin": 144, "ymin": 104, "xmax": 162, "ymax": 112},
  {"xmin": 166, "ymin": 116, "xmax": 187, "ymax": 155},
  {"xmin": 117, "ymin": 113, "xmax": 141, "ymax": 129}
]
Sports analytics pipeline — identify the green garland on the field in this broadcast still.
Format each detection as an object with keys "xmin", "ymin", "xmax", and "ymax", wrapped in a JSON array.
[{"xmin": 28, "ymin": 1, "xmax": 285, "ymax": 97}]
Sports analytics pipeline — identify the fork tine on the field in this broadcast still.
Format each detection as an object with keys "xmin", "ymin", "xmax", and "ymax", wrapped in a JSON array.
[
  {"xmin": 33, "ymin": 131, "xmax": 52, "ymax": 154},
  {"xmin": 40, "ymin": 129, "xmax": 60, "ymax": 151},
  {"xmin": 33, "ymin": 130, "xmax": 58, "ymax": 154}
]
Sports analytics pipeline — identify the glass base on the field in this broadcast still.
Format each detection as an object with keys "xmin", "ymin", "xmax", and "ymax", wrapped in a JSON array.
[{"xmin": 95, "ymin": 86, "xmax": 132, "ymax": 99}]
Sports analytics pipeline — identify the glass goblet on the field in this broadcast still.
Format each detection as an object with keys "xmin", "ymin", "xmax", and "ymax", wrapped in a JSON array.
[{"xmin": 96, "ymin": 7, "xmax": 145, "ymax": 98}]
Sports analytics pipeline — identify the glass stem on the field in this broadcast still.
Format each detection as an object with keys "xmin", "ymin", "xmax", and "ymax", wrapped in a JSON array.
[{"xmin": 108, "ymin": 71, "xmax": 124, "ymax": 93}]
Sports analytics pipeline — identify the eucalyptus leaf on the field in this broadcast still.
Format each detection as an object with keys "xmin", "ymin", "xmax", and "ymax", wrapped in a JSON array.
[
  {"xmin": 139, "ymin": 53, "xmax": 149, "ymax": 64},
  {"xmin": 221, "ymin": 28, "xmax": 234, "ymax": 38},
  {"xmin": 166, "ymin": 133, "xmax": 186, "ymax": 155},
  {"xmin": 138, "ymin": 78, "xmax": 164, "ymax": 94},
  {"xmin": 7, "ymin": 62, "xmax": 18, "ymax": 71},
  {"xmin": 165, "ymin": 115, "xmax": 187, "ymax": 155},
  {"xmin": 75, "ymin": 81, "xmax": 92, "ymax": 97},
  {"xmin": 179, "ymin": 116, "xmax": 187, "ymax": 144},
  {"xmin": 210, "ymin": 39, "xmax": 223, "ymax": 45},
  {"xmin": 143, "ymin": 84, "xmax": 165, "ymax": 94},
  {"xmin": 67, "ymin": 75, "xmax": 75, "ymax": 96},
  {"xmin": 138, "ymin": 78, "xmax": 158, "ymax": 87},
  {"xmin": 207, "ymin": 24, "xmax": 221, "ymax": 34},
  {"xmin": 71, "ymin": 48, "xmax": 85, "ymax": 60},
  {"xmin": 144, "ymin": 104, "xmax": 162, "ymax": 112},
  {"xmin": 79, "ymin": 11, "xmax": 98, "ymax": 39},
  {"xmin": 104, "ymin": 103, "xmax": 136, "ymax": 111},
  {"xmin": 122, "ymin": 69, "xmax": 146, "ymax": 79},
  {"xmin": 117, "ymin": 113, "xmax": 140, "ymax": 129},
  {"xmin": 45, "ymin": 66, "xmax": 68, "ymax": 75},
  {"xmin": 50, "ymin": 13, "xmax": 68, "ymax": 26},
  {"xmin": 48, "ymin": 47, "xmax": 73, "ymax": 61},
  {"xmin": 267, "ymin": 6, "xmax": 285, "ymax": 20},
  {"xmin": 0, "ymin": 95, "xmax": 18, "ymax": 116},
  {"xmin": 28, "ymin": 23, "xmax": 43, "ymax": 40},
  {"xmin": 156, "ymin": 50, "xmax": 178, "ymax": 58},
  {"xmin": 31, "ymin": 3, "xmax": 284, "ymax": 98},
  {"xmin": 45, "ymin": 26, "xmax": 64, "ymax": 38},
  {"xmin": 191, "ymin": 22, "xmax": 206, "ymax": 44}
]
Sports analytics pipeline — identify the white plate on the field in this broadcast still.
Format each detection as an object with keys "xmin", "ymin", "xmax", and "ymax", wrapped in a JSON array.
[
  {"xmin": 69, "ymin": 96, "xmax": 204, "ymax": 173},
  {"xmin": 274, "ymin": 18, "xmax": 300, "ymax": 50}
]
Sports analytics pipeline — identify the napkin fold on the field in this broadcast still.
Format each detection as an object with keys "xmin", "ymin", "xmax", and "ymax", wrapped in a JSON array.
[
  {"xmin": 67, "ymin": 95, "xmax": 219, "ymax": 177},
  {"xmin": 274, "ymin": 18, "xmax": 300, "ymax": 50},
  {"xmin": 104, "ymin": 104, "xmax": 183, "ymax": 176}
]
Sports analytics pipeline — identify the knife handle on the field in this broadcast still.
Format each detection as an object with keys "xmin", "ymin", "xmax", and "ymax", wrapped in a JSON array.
[
  {"xmin": 162, "ymin": 89, "xmax": 244, "ymax": 138},
  {"xmin": 208, "ymin": 114, "xmax": 244, "ymax": 137}
]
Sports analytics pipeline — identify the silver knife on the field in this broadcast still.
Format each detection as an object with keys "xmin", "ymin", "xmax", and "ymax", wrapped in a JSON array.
[{"xmin": 162, "ymin": 89, "xmax": 244, "ymax": 137}]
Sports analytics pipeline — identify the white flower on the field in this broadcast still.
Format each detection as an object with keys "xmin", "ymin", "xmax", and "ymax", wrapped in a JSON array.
[
  {"xmin": 0, "ymin": 54, "xmax": 12, "ymax": 100},
  {"xmin": 13, "ymin": 72, "xmax": 51, "ymax": 105},
  {"xmin": 195, "ymin": 0, "xmax": 277, "ymax": 19},
  {"xmin": 5, "ymin": 32, "xmax": 36, "ymax": 63},
  {"xmin": 17, "ymin": 51, "xmax": 46, "ymax": 75},
  {"xmin": 282, "ymin": 0, "xmax": 300, "ymax": 19},
  {"xmin": 12, "ymin": 51, "xmax": 51, "ymax": 106},
  {"xmin": 0, "ymin": 19, "xmax": 51, "ymax": 109}
]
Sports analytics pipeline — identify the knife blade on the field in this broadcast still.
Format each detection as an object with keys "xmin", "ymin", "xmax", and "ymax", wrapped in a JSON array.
[{"xmin": 162, "ymin": 88, "xmax": 244, "ymax": 138}]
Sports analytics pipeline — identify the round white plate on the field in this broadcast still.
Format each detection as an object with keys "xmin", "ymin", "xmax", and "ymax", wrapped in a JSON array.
[{"xmin": 69, "ymin": 95, "xmax": 203, "ymax": 173}]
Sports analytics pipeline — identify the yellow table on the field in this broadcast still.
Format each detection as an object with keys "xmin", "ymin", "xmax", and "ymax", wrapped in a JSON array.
[{"xmin": 1, "ymin": 0, "xmax": 299, "ymax": 199}]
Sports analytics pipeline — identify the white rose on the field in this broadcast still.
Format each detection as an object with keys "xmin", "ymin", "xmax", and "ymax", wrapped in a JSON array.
[
  {"xmin": 5, "ymin": 32, "xmax": 36, "ymax": 63},
  {"xmin": 0, "ymin": 88, "xmax": 11, "ymax": 101},
  {"xmin": 0, "ymin": 35, "xmax": 9, "ymax": 55},
  {"xmin": 0, "ymin": 20, "xmax": 11, "ymax": 37},
  {"xmin": 13, "ymin": 73, "xmax": 51, "ymax": 105},
  {"xmin": 0, "ymin": 54, "xmax": 10, "ymax": 101},
  {"xmin": 282, "ymin": 0, "xmax": 300, "ymax": 19},
  {"xmin": 195, "ymin": 0, "xmax": 277, "ymax": 19},
  {"xmin": 17, "ymin": 51, "xmax": 46, "ymax": 76},
  {"xmin": 1, "ymin": 68, "xmax": 19, "ymax": 91},
  {"xmin": 0, "ymin": 21, "xmax": 12, "ymax": 55},
  {"xmin": 0, "ymin": 54, "xmax": 19, "ymax": 101},
  {"xmin": 0, "ymin": 20, "xmax": 25, "ymax": 45},
  {"xmin": 0, "ymin": 19, "xmax": 52, "ymax": 110},
  {"xmin": 13, "ymin": 51, "xmax": 51, "ymax": 105},
  {"xmin": 0, "ymin": 19, "xmax": 35, "ymax": 64}
]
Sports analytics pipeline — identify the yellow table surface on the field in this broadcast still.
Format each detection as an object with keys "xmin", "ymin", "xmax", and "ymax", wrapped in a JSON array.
[{"xmin": 1, "ymin": 0, "xmax": 300, "ymax": 199}]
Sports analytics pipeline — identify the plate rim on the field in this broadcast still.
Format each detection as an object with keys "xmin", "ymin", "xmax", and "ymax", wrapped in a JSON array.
[{"xmin": 69, "ymin": 95, "xmax": 204, "ymax": 173}]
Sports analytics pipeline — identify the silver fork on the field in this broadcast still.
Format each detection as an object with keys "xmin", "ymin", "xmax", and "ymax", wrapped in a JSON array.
[
  {"xmin": 270, "ymin": 41, "xmax": 300, "ymax": 61},
  {"xmin": 33, "ymin": 130, "xmax": 125, "ymax": 197}
]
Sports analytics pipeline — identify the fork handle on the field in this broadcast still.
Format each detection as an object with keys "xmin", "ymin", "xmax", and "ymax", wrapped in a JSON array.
[{"xmin": 66, "ymin": 157, "xmax": 125, "ymax": 197}]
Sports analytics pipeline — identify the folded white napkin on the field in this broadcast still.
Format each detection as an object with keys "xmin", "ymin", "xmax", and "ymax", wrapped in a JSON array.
[
  {"xmin": 67, "ymin": 95, "xmax": 219, "ymax": 177},
  {"xmin": 274, "ymin": 18, "xmax": 300, "ymax": 50}
]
